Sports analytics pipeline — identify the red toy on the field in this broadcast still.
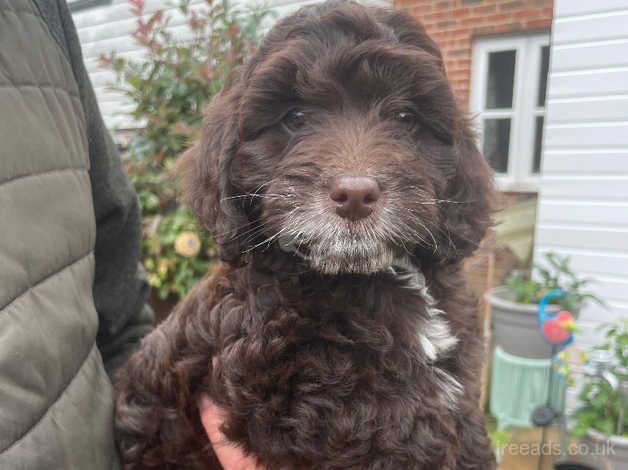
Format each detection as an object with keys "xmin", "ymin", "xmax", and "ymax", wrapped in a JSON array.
[{"xmin": 541, "ymin": 310, "xmax": 576, "ymax": 344}]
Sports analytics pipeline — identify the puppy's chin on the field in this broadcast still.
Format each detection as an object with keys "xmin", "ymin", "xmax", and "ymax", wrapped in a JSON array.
[{"xmin": 279, "ymin": 235, "xmax": 396, "ymax": 275}]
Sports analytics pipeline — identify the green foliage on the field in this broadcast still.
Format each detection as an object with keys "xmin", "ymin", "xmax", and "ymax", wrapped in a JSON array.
[
  {"xmin": 101, "ymin": 0, "xmax": 270, "ymax": 299},
  {"xmin": 485, "ymin": 414, "xmax": 510, "ymax": 449},
  {"xmin": 571, "ymin": 318, "xmax": 628, "ymax": 437},
  {"xmin": 484, "ymin": 413, "xmax": 510, "ymax": 464},
  {"xmin": 505, "ymin": 252, "xmax": 604, "ymax": 311}
]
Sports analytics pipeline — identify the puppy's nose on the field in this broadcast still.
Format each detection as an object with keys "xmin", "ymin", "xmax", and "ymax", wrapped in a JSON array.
[{"xmin": 329, "ymin": 176, "xmax": 381, "ymax": 221}]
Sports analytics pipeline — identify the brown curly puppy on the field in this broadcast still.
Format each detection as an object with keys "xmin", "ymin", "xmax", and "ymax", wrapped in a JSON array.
[{"xmin": 114, "ymin": 1, "xmax": 496, "ymax": 468}]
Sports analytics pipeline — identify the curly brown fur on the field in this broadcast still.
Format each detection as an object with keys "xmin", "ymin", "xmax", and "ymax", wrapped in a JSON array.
[{"xmin": 114, "ymin": 1, "xmax": 496, "ymax": 469}]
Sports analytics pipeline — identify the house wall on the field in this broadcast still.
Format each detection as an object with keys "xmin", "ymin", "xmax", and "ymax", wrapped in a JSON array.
[
  {"xmin": 74, "ymin": 0, "xmax": 550, "ymax": 129},
  {"xmin": 393, "ymin": 0, "xmax": 553, "ymax": 105},
  {"xmin": 534, "ymin": 0, "xmax": 628, "ymax": 347},
  {"xmin": 71, "ymin": 0, "xmax": 343, "ymax": 130}
]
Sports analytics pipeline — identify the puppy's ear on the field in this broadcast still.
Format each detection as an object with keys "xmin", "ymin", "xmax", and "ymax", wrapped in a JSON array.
[
  {"xmin": 178, "ymin": 83, "xmax": 250, "ymax": 266},
  {"xmin": 436, "ymin": 121, "xmax": 495, "ymax": 264}
]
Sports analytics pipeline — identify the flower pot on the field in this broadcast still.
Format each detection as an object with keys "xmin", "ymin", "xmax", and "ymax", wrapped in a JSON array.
[
  {"xmin": 486, "ymin": 286, "xmax": 579, "ymax": 359},
  {"xmin": 576, "ymin": 429, "xmax": 628, "ymax": 470}
]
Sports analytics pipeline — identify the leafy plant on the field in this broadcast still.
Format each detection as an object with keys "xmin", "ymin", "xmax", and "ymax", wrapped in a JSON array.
[
  {"xmin": 101, "ymin": 0, "xmax": 270, "ymax": 299},
  {"xmin": 505, "ymin": 252, "xmax": 604, "ymax": 311},
  {"xmin": 571, "ymin": 318, "xmax": 628, "ymax": 437},
  {"xmin": 489, "ymin": 427, "xmax": 510, "ymax": 449},
  {"xmin": 484, "ymin": 414, "xmax": 510, "ymax": 463}
]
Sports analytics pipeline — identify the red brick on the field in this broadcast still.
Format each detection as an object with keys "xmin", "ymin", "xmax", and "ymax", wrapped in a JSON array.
[
  {"xmin": 525, "ymin": 18, "xmax": 551, "ymax": 29},
  {"xmin": 424, "ymin": 10, "xmax": 453, "ymax": 21},
  {"xmin": 473, "ymin": 4, "xmax": 497, "ymax": 15},
  {"xmin": 505, "ymin": 21, "xmax": 523, "ymax": 30},
  {"xmin": 394, "ymin": 0, "xmax": 554, "ymax": 106},
  {"xmin": 448, "ymin": 25, "xmax": 473, "ymax": 35},
  {"xmin": 436, "ymin": 0, "xmax": 455, "ymax": 9},
  {"xmin": 461, "ymin": 15, "xmax": 486, "ymax": 26},
  {"xmin": 436, "ymin": 38, "xmax": 462, "ymax": 47},
  {"xmin": 452, "ymin": 7, "xmax": 471, "ymax": 17},
  {"xmin": 435, "ymin": 19, "xmax": 458, "ymax": 29},
  {"xmin": 409, "ymin": 5, "xmax": 433, "ymax": 15},
  {"xmin": 486, "ymin": 13, "xmax": 509, "ymax": 22},
  {"xmin": 452, "ymin": 46, "xmax": 471, "ymax": 57},
  {"xmin": 452, "ymin": 63, "xmax": 471, "ymax": 73},
  {"xmin": 472, "ymin": 25, "xmax": 499, "ymax": 35},
  {"xmin": 512, "ymin": 8, "xmax": 542, "ymax": 19},
  {"xmin": 428, "ymin": 31, "xmax": 449, "ymax": 41},
  {"xmin": 499, "ymin": 1, "xmax": 524, "ymax": 11}
]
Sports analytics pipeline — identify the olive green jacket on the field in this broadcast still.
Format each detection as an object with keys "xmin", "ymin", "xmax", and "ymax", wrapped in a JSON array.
[{"xmin": 0, "ymin": 0, "xmax": 153, "ymax": 468}]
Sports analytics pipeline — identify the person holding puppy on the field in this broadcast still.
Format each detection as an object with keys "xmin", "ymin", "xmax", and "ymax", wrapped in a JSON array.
[{"xmin": 0, "ymin": 0, "xmax": 246, "ymax": 468}]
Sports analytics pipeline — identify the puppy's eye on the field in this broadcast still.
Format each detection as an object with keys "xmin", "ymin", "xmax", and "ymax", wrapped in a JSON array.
[
  {"xmin": 282, "ymin": 109, "xmax": 307, "ymax": 131},
  {"xmin": 396, "ymin": 111, "xmax": 419, "ymax": 130}
]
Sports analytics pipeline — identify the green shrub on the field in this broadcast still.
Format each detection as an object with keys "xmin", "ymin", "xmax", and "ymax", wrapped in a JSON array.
[
  {"xmin": 101, "ymin": 0, "xmax": 270, "ymax": 299},
  {"xmin": 571, "ymin": 318, "xmax": 628, "ymax": 437},
  {"xmin": 505, "ymin": 252, "xmax": 603, "ymax": 311}
]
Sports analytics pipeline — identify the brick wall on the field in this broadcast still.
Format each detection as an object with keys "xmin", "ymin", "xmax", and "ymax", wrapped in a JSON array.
[{"xmin": 394, "ymin": 0, "xmax": 553, "ymax": 105}]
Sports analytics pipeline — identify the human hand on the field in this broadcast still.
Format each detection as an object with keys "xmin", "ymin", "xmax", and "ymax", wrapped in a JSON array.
[{"xmin": 198, "ymin": 396, "xmax": 266, "ymax": 470}]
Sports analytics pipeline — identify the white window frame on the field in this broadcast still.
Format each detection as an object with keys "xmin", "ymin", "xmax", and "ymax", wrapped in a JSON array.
[{"xmin": 470, "ymin": 34, "xmax": 550, "ymax": 192}]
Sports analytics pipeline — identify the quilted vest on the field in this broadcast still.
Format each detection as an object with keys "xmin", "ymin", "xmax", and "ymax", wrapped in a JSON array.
[{"xmin": 0, "ymin": 0, "xmax": 119, "ymax": 468}]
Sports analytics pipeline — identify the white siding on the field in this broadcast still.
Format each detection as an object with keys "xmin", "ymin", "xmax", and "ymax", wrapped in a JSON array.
[
  {"xmin": 72, "ymin": 0, "xmax": 389, "ymax": 130},
  {"xmin": 534, "ymin": 0, "xmax": 628, "ymax": 348},
  {"xmin": 73, "ymin": 0, "xmax": 199, "ymax": 129}
]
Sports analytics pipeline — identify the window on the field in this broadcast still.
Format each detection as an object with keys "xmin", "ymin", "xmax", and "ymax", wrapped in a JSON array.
[{"xmin": 470, "ymin": 34, "xmax": 550, "ymax": 192}]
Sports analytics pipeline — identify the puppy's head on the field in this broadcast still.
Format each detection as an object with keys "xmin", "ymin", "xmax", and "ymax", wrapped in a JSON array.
[{"xmin": 181, "ymin": 0, "xmax": 493, "ymax": 274}]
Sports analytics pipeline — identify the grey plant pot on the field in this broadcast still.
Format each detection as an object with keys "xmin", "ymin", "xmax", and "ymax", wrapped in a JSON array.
[
  {"xmin": 486, "ymin": 286, "xmax": 579, "ymax": 360},
  {"xmin": 577, "ymin": 429, "xmax": 628, "ymax": 470}
]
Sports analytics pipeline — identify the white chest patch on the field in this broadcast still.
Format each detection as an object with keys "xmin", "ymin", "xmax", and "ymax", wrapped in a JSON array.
[{"xmin": 389, "ymin": 257, "xmax": 463, "ymax": 409}]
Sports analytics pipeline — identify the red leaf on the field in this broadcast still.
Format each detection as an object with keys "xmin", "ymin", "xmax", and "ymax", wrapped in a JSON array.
[
  {"xmin": 200, "ymin": 63, "xmax": 213, "ymax": 80},
  {"xmin": 146, "ymin": 10, "xmax": 163, "ymax": 30},
  {"xmin": 129, "ymin": 0, "xmax": 144, "ymax": 16}
]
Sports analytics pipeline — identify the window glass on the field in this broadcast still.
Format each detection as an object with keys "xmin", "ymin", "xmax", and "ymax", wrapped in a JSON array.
[
  {"xmin": 486, "ymin": 50, "xmax": 516, "ymax": 109},
  {"xmin": 483, "ymin": 118, "xmax": 511, "ymax": 173},
  {"xmin": 473, "ymin": 35, "xmax": 549, "ymax": 187},
  {"xmin": 532, "ymin": 116, "xmax": 544, "ymax": 173},
  {"xmin": 537, "ymin": 46, "xmax": 550, "ymax": 107}
]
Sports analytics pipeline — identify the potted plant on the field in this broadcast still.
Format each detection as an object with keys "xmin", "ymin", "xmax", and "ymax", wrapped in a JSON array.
[
  {"xmin": 486, "ymin": 252, "xmax": 601, "ymax": 359},
  {"xmin": 570, "ymin": 318, "xmax": 628, "ymax": 469}
]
